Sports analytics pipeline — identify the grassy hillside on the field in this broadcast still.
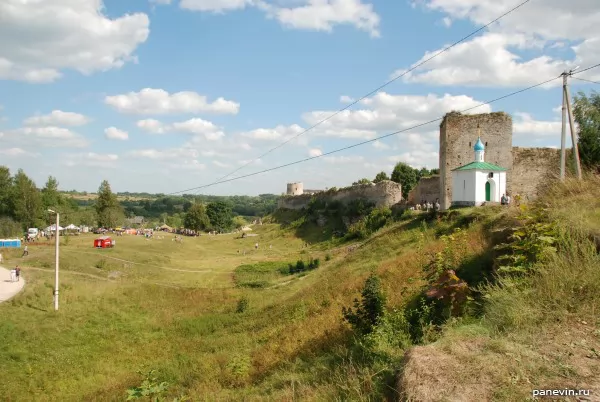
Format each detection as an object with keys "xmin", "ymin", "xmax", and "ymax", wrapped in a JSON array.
[{"xmin": 1, "ymin": 176, "xmax": 598, "ymax": 401}]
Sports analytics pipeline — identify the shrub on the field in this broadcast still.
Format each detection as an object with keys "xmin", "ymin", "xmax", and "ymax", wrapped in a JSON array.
[
  {"xmin": 494, "ymin": 205, "xmax": 558, "ymax": 276},
  {"xmin": 325, "ymin": 253, "xmax": 331, "ymax": 261},
  {"xmin": 295, "ymin": 260, "xmax": 305, "ymax": 272},
  {"xmin": 343, "ymin": 274, "xmax": 386, "ymax": 335},
  {"xmin": 236, "ymin": 297, "xmax": 249, "ymax": 313},
  {"xmin": 95, "ymin": 259, "xmax": 107, "ymax": 269}
]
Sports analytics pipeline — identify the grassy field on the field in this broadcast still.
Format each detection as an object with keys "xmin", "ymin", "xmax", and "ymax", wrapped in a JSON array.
[
  {"xmin": 0, "ymin": 212, "xmax": 451, "ymax": 400},
  {"xmin": 1, "ymin": 177, "xmax": 599, "ymax": 401}
]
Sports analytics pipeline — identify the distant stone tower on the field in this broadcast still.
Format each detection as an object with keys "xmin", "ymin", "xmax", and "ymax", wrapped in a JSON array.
[
  {"xmin": 286, "ymin": 182, "xmax": 304, "ymax": 196},
  {"xmin": 439, "ymin": 112, "xmax": 513, "ymax": 210}
]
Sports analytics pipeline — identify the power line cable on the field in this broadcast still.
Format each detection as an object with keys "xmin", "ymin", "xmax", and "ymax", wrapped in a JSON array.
[
  {"xmin": 193, "ymin": 0, "xmax": 534, "ymax": 192},
  {"xmin": 571, "ymin": 76, "xmax": 600, "ymax": 86},
  {"xmin": 572, "ymin": 63, "xmax": 600, "ymax": 76},
  {"xmin": 169, "ymin": 72, "xmax": 571, "ymax": 195}
]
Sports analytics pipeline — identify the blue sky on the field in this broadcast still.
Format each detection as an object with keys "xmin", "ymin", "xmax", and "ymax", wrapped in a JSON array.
[{"xmin": 0, "ymin": 0, "xmax": 598, "ymax": 195}]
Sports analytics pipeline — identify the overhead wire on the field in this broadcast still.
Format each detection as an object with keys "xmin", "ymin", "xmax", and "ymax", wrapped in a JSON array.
[
  {"xmin": 167, "ymin": 69, "xmax": 594, "ymax": 194},
  {"xmin": 186, "ymin": 0, "xmax": 534, "ymax": 194},
  {"xmin": 571, "ymin": 76, "xmax": 600, "ymax": 86}
]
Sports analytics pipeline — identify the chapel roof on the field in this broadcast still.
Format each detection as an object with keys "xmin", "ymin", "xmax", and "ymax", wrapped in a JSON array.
[{"xmin": 452, "ymin": 161, "xmax": 507, "ymax": 172}]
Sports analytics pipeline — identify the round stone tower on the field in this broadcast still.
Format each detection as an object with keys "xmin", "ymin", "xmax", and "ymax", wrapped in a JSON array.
[{"xmin": 286, "ymin": 182, "xmax": 304, "ymax": 195}]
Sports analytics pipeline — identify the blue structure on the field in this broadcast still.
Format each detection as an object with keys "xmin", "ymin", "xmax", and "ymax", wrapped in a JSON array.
[{"xmin": 0, "ymin": 239, "xmax": 21, "ymax": 248}]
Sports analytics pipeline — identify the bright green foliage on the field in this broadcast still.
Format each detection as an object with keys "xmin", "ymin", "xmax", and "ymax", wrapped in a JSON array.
[
  {"xmin": 0, "ymin": 166, "xmax": 13, "ymax": 217},
  {"xmin": 126, "ymin": 370, "xmax": 170, "ymax": 401},
  {"xmin": 232, "ymin": 215, "xmax": 247, "ymax": 229},
  {"xmin": 183, "ymin": 203, "xmax": 210, "ymax": 231},
  {"xmin": 288, "ymin": 257, "xmax": 320, "ymax": 274},
  {"xmin": 373, "ymin": 171, "xmax": 389, "ymax": 183},
  {"xmin": 494, "ymin": 205, "xmax": 558, "ymax": 276},
  {"xmin": 206, "ymin": 201, "xmax": 234, "ymax": 232},
  {"xmin": 573, "ymin": 90, "xmax": 600, "ymax": 171},
  {"xmin": 391, "ymin": 162, "xmax": 418, "ymax": 199},
  {"xmin": 343, "ymin": 274, "xmax": 387, "ymax": 335},
  {"xmin": 346, "ymin": 206, "xmax": 392, "ymax": 239},
  {"xmin": 12, "ymin": 169, "xmax": 43, "ymax": 229},
  {"xmin": 352, "ymin": 178, "xmax": 371, "ymax": 185},
  {"xmin": 95, "ymin": 180, "xmax": 124, "ymax": 228}
]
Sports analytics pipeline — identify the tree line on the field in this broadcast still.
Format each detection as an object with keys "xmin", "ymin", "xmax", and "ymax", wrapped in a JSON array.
[{"xmin": 0, "ymin": 168, "xmax": 257, "ymax": 237}]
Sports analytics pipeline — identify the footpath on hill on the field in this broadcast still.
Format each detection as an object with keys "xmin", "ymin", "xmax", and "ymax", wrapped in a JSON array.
[{"xmin": 0, "ymin": 266, "xmax": 25, "ymax": 303}]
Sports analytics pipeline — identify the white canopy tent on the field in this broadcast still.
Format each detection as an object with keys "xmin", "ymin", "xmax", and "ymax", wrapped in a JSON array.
[
  {"xmin": 65, "ymin": 224, "xmax": 79, "ymax": 230},
  {"xmin": 45, "ymin": 224, "xmax": 64, "ymax": 232}
]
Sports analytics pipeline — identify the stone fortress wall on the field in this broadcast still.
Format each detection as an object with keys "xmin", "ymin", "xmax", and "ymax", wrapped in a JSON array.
[
  {"xmin": 277, "ymin": 180, "xmax": 403, "ymax": 210},
  {"xmin": 409, "ymin": 112, "xmax": 561, "ymax": 209}
]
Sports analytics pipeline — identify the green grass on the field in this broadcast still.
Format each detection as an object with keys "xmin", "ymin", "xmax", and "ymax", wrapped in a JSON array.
[{"xmin": 2, "ymin": 176, "xmax": 599, "ymax": 401}]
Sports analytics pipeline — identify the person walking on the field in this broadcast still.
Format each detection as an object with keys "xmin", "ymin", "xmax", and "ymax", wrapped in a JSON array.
[
  {"xmin": 22, "ymin": 245, "xmax": 28, "ymax": 257},
  {"xmin": 10, "ymin": 268, "xmax": 17, "ymax": 282},
  {"xmin": 15, "ymin": 266, "xmax": 21, "ymax": 282}
]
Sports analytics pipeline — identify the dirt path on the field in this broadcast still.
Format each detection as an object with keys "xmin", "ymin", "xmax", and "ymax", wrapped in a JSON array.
[{"xmin": 0, "ymin": 266, "xmax": 25, "ymax": 303}]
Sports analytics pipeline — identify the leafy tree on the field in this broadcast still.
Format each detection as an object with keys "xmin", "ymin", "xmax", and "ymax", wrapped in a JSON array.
[
  {"xmin": 166, "ymin": 213, "xmax": 183, "ymax": 229},
  {"xmin": 573, "ymin": 90, "xmax": 600, "ymax": 171},
  {"xmin": 0, "ymin": 216, "xmax": 22, "ymax": 237},
  {"xmin": 342, "ymin": 273, "xmax": 387, "ymax": 335},
  {"xmin": 373, "ymin": 171, "xmax": 389, "ymax": 183},
  {"xmin": 11, "ymin": 169, "xmax": 42, "ymax": 229},
  {"xmin": 183, "ymin": 203, "xmax": 210, "ymax": 231},
  {"xmin": 41, "ymin": 176, "xmax": 61, "ymax": 209},
  {"xmin": 352, "ymin": 178, "xmax": 371, "ymax": 185},
  {"xmin": 0, "ymin": 166, "xmax": 13, "ymax": 217},
  {"xmin": 391, "ymin": 162, "xmax": 418, "ymax": 199},
  {"xmin": 95, "ymin": 180, "xmax": 124, "ymax": 228},
  {"xmin": 206, "ymin": 201, "xmax": 234, "ymax": 232},
  {"xmin": 41, "ymin": 176, "xmax": 65, "ymax": 225},
  {"xmin": 232, "ymin": 215, "xmax": 247, "ymax": 229}
]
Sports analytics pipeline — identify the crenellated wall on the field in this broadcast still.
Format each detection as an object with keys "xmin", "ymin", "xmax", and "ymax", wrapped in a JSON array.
[{"xmin": 277, "ymin": 180, "xmax": 402, "ymax": 210}]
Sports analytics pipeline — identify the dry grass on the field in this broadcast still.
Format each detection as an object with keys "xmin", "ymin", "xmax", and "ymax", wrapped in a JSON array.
[{"xmin": 398, "ymin": 175, "xmax": 600, "ymax": 402}]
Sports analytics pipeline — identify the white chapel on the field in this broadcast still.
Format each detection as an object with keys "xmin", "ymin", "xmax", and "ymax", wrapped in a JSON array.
[{"xmin": 451, "ymin": 135, "xmax": 507, "ymax": 207}]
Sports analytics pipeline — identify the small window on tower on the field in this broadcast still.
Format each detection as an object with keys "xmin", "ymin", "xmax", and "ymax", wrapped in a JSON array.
[
  {"xmin": 485, "ymin": 142, "xmax": 488, "ymax": 146},
  {"xmin": 489, "ymin": 172, "xmax": 494, "ymax": 178},
  {"xmin": 469, "ymin": 142, "xmax": 471, "ymax": 147}
]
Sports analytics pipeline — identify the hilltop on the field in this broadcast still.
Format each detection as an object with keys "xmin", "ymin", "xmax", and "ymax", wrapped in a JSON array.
[{"xmin": 0, "ymin": 175, "xmax": 598, "ymax": 401}]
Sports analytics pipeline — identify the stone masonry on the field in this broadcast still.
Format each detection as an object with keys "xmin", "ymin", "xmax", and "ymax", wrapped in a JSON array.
[
  {"xmin": 278, "ymin": 180, "xmax": 402, "ymax": 210},
  {"xmin": 439, "ymin": 112, "xmax": 514, "ymax": 210}
]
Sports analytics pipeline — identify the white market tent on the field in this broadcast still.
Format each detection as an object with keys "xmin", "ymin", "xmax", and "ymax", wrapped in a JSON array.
[
  {"xmin": 65, "ymin": 224, "xmax": 79, "ymax": 230},
  {"xmin": 45, "ymin": 224, "xmax": 64, "ymax": 232}
]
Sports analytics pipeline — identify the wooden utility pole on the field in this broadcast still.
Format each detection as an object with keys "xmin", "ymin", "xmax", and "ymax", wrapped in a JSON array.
[
  {"xmin": 560, "ymin": 73, "xmax": 567, "ymax": 180},
  {"xmin": 560, "ymin": 70, "xmax": 583, "ymax": 180}
]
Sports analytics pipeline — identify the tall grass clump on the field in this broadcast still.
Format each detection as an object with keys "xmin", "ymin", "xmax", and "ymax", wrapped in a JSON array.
[{"xmin": 482, "ymin": 175, "xmax": 600, "ymax": 335}]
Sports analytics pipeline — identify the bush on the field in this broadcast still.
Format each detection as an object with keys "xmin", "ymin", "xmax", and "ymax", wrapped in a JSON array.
[
  {"xmin": 236, "ymin": 297, "xmax": 249, "ymax": 313},
  {"xmin": 0, "ymin": 217, "xmax": 22, "ymax": 238},
  {"xmin": 95, "ymin": 259, "xmax": 107, "ymax": 269},
  {"xmin": 343, "ymin": 274, "xmax": 386, "ymax": 335}
]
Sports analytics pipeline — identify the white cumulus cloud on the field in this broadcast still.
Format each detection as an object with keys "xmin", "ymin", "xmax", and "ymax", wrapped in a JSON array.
[
  {"xmin": 400, "ymin": 0, "xmax": 600, "ymax": 86},
  {"xmin": 24, "ymin": 110, "xmax": 90, "ymax": 127},
  {"xmin": 0, "ymin": 0, "xmax": 149, "ymax": 83},
  {"xmin": 105, "ymin": 88, "xmax": 240, "ymax": 115},
  {"xmin": 104, "ymin": 127, "xmax": 129, "ymax": 141}
]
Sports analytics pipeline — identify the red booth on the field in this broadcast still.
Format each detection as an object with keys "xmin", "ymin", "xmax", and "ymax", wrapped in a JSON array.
[{"xmin": 94, "ymin": 236, "xmax": 114, "ymax": 248}]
